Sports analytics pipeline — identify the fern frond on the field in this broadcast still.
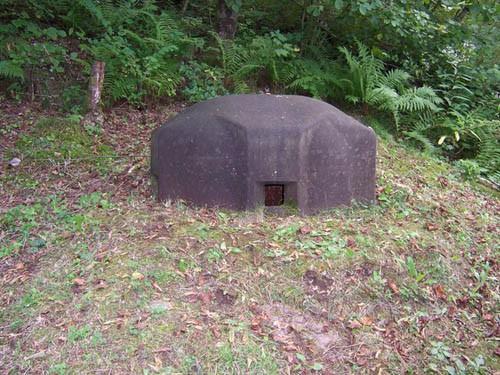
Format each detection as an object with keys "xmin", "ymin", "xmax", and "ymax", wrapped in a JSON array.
[
  {"xmin": 395, "ymin": 87, "xmax": 442, "ymax": 113},
  {"xmin": 78, "ymin": 0, "xmax": 110, "ymax": 29},
  {"xmin": 0, "ymin": 60, "xmax": 24, "ymax": 80},
  {"xmin": 475, "ymin": 120, "xmax": 500, "ymax": 183},
  {"xmin": 234, "ymin": 64, "xmax": 263, "ymax": 79},
  {"xmin": 380, "ymin": 69, "xmax": 411, "ymax": 91},
  {"xmin": 404, "ymin": 130, "xmax": 436, "ymax": 153}
]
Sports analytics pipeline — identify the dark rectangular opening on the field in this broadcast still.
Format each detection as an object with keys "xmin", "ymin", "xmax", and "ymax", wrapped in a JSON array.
[{"xmin": 265, "ymin": 184, "xmax": 284, "ymax": 206}]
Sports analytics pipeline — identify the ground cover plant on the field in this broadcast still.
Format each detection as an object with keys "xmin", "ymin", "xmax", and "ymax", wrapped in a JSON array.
[{"xmin": 0, "ymin": 101, "xmax": 498, "ymax": 374}]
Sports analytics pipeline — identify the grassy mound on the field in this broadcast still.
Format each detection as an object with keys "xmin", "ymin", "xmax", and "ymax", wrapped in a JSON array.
[
  {"xmin": 0, "ymin": 110, "xmax": 498, "ymax": 374},
  {"xmin": 11, "ymin": 117, "xmax": 114, "ymax": 171}
]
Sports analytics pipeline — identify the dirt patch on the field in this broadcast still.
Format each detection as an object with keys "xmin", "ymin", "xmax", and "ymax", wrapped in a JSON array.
[
  {"xmin": 253, "ymin": 302, "xmax": 352, "ymax": 364},
  {"xmin": 214, "ymin": 288, "xmax": 237, "ymax": 306},
  {"xmin": 303, "ymin": 269, "xmax": 334, "ymax": 301}
]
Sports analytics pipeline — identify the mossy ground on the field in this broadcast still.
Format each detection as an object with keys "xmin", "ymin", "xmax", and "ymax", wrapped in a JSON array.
[{"xmin": 0, "ymin": 102, "xmax": 498, "ymax": 374}]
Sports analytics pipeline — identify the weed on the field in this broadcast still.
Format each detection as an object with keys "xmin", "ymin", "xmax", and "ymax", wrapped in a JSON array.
[
  {"xmin": 0, "ymin": 241, "xmax": 22, "ymax": 258},
  {"xmin": 78, "ymin": 192, "xmax": 111, "ymax": 209},
  {"xmin": 48, "ymin": 363, "xmax": 68, "ymax": 375},
  {"xmin": 90, "ymin": 331, "xmax": 105, "ymax": 346},
  {"xmin": 148, "ymin": 269, "xmax": 178, "ymax": 284},
  {"xmin": 207, "ymin": 246, "xmax": 224, "ymax": 262},
  {"xmin": 405, "ymin": 256, "xmax": 426, "ymax": 282},
  {"xmin": 177, "ymin": 258, "xmax": 196, "ymax": 272},
  {"xmin": 19, "ymin": 288, "xmax": 43, "ymax": 309},
  {"xmin": 67, "ymin": 324, "xmax": 92, "ymax": 343}
]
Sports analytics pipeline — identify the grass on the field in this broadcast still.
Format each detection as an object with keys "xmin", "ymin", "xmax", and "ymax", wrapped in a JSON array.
[
  {"xmin": 8, "ymin": 116, "xmax": 114, "ymax": 173},
  {"xmin": 0, "ymin": 105, "xmax": 498, "ymax": 374}
]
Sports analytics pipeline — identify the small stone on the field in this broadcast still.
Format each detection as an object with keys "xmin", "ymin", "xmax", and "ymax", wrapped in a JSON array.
[
  {"xmin": 149, "ymin": 300, "xmax": 172, "ymax": 312},
  {"xmin": 9, "ymin": 157, "xmax": 21, "ymax": 167}
]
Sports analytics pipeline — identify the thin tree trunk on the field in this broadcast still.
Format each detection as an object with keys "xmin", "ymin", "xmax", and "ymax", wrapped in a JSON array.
[
  {"xmin": 218, "ymin": 0, "xmax": 238, "ymax": 39},
  {"xmin": 84, "ymin": 61, "xmax": 105, "ymax": 125}
]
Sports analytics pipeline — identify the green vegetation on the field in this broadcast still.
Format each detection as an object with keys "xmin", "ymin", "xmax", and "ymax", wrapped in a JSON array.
[
  {"xmin": 0, "ymin": 0, "xmax": 498, "ymax": 182},
  {"xmin": 0, "ymin": 1, "xmax": 498, "ymax": 373},
  {"xmin": 1, "ymin": 110, "xmax": 498, "ymax": 373},
  {"xmin": 13, "ymin": 117, "xmax": 114, "ymax": 165}
]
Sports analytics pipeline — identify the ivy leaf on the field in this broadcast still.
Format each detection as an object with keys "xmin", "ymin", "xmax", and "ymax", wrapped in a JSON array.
[{"xmin": 334, "ymin": 0, "xmax": 344, "ymax": 10}]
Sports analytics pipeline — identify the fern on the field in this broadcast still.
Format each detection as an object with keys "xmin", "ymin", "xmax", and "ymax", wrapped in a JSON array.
[
  {"xmin": 371, "ymin": 85, "xmax": 441, "ymax": 130},
  {"xmin": 77, "ymin": 0, "xmax": 110, "ymax": 30},
  {"xmin": 337, "ymin": 41, "xmax": 442, "ymax": 130},
  {"xmin": 474, "ymin": 119, "xmax": 500, "ymax": 183},
  {"xmin": 403, "ymin": 120, "xmax": 437, "ymax": 153},
  {"xmin": 210, "ymin": 31, "xmax": 299, "ymax": 91},
  {"xmin": 0, "ymin": 60, "xmax": 24, "ymax": 80},
  {"xmin": 287, "ymin": 59, "xmax": 343, "ymax": 99},
  {"xmin": 86, "ymin": 2, "xmax": 191, "ymax": 104},
  {"xmin": 338, "ymin": 41, "xmax": 384, "ymax": 103},
  {"xmin": 379, "ymin": 69, "xmax": 410, "ymax": 92}
]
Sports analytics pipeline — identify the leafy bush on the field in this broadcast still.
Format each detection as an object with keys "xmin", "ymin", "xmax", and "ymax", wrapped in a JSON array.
[
  {"xmin": 83, "ymin": 2, "xmax": 201, "ymax": 105},
  {"xmin": 0, "ymin": 18, "xmax": 73, "ymax": 103},
  {"xmin": 455, "ymin": 160, "xmax": 482, "ymax": 181},
  {"xmin": 180, "ymin": 61, "xmax": 228, "ymax": 102},
  {"xmin": 337, "ymin": 42, "xmax": 442, "ymax": 129},
  {"xmin": 212, "ymin": 31, "xmax": 299, "ymax": 92}
]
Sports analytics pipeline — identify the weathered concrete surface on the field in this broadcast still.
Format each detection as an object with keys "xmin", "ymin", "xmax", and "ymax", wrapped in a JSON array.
[{"xmin": 151, "ymin": 94, "xmax": 376, "ymax": 214}]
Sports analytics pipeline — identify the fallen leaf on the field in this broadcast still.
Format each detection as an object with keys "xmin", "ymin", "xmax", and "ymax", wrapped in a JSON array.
[
  {"xmin": 73, "ymin": 278, "xmax": 86, "ymax": 286},
  {"xmin": 132, "ymin": 271, "xmax": 145, "ymax": 281},
  {"xmin": 8, "ymin": 157, "xmax": 21, "ymax": 167},
  {"xmin": 348, "ymin": 320, "xmax": 362, "ymax": 329},
  {"xmin": 198, "ymin": 292, "xmax": 211, "ymax": 305},
  {"xmin": 433, "ymin": 284, "xmax": 446, "ymax": 300},
  {"xmin": 482, "ymin": 312, "xmax": 493, "ymax": 321},
  {"xmin": 359, "ymin": 316, "xmax": 373, "ymax": 326},
  {"xmin": 94, "ymin": 279, "xmax": 108, "ymax": 289},
  {"xmin": 211, "ymin": 326, "xmax": 221, "ymax": 339},
  {"xmin": 152, "ymin": 282, "xmax": 163, "ymax": 292},
  {"xmin": 347, "ymin": 237, "xmax": 357, "ymax": 248},
  {"xmin": 387, "ymin": 280, "xmax": 399, "ymax": 294},
  {"xmin": 426, "ymin": 223, "xmax": 439, "ymax": 231},
  {"xmin": 299, "ymin": 226, "xmax": 312, "ymax": 235}
]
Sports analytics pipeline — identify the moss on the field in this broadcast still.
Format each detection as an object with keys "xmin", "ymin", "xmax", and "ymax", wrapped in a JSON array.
[{"xmin": 12, "ymin": 116, "xmax": 114, "ymax": 171}]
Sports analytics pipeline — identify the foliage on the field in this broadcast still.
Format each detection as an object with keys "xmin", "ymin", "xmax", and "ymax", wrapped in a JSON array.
[
  {"xmin": 455, "ymin": 159, "xmax": 482, "ymax": 181},
  {"xmin": 0, "ymin": 0, "xmax": 498, "ymax": 180},
  {"xmin": 12, "ymin": 117, "xmax": 114, "ymax": 173},
  {"xmin": 179, "ymin": 61, "xmax": 228, "ymax": 102},
  {"xmin": 337, "ymin": 42, "xmax": 442, "ymax": 129},
  {"xmin": 211, "ymin": 31, "xmax": 299, "ymax": 92},
  {"xmin": 287, "ymin": 58, "xmax": 343, "ymax": 100},
  {"xmin": 83, "ymin": 1, "xmax": 200, "ymax": 105}
]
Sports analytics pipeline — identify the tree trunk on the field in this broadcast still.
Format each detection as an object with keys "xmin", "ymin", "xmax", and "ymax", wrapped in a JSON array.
[
  {"xmin": 84, "ymin": 61, "xmax": 105, "ymax": 126},
  {"xmin": 218, "ymin": 0, "xmax": 238, "ymax": 39}
]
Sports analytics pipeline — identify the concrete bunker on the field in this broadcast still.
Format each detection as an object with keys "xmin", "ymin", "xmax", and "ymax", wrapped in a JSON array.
[{"xmin": 151, "ymin": 94, "xmax": 376, "ymax": 214}]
